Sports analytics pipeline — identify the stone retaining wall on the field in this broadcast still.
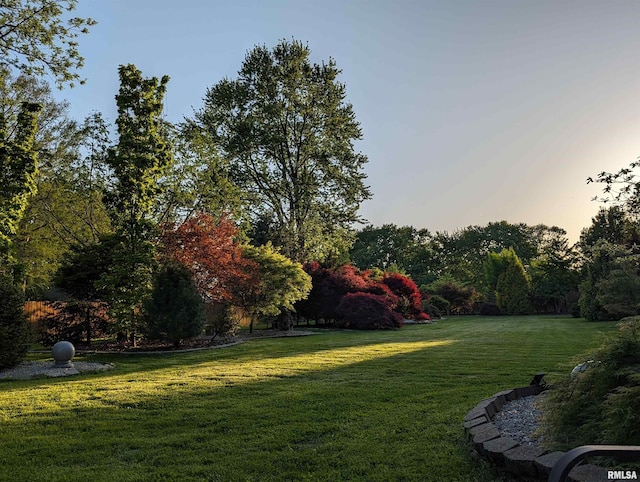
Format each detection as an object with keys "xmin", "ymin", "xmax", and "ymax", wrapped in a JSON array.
[{"xmin": 463, "ymin": 385, "xmax": 609, "ymax": 482}]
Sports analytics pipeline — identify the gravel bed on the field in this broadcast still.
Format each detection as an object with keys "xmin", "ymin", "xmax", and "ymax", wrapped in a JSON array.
[
  {"xmin": 493, "ymin": 394, "xmax": 546, "ymax": 446},
  {"xmin": 0, "ymin": 361, "xmax": 115, "ymax": 380}
]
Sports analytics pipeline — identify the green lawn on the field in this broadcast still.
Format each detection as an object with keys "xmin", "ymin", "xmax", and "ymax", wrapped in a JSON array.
[{"xmin": 0, "ymin": 316, "xmax": 617, "ymax": 481}]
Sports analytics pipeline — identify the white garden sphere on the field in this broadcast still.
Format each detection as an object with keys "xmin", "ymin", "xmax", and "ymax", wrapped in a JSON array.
[{"xmin": 52, "ymin": 341, "xmax": 75, "ymax": 368}]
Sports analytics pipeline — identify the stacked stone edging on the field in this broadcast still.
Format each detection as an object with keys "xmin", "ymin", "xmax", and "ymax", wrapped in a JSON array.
[{"xmin": 463, "ymin": 385, "xmax": 609, "ymax": 482}]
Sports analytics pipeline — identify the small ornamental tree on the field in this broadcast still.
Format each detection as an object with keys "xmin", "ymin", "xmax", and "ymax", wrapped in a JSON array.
[
  {"xmin": 52, "ymin": 237, "xmax": 117, "ymax": 345},
  {"xmin": 424, "ymin": 277, "xmax": 478, "ymax": 315},
  {"xmin": 239, "ymin": 243, "xmax": 311, "ymax": 332},
  {"xmin": 0, "ymin": 274, "xmax": 30, "ymax": 368},
  {"xmin": 143, "ymin": 262, "xmax": 205, "ymax": 346},
  {"xmin": 381, "ymin": 273, "xmax": 423, "ymax": 319},
  {"xmin": 336, "ymin": 292, "xmax": 403, "ymax": 330},
  {"xmin": 161, "ymin": 212, "xmax": 258, "ymax": 305},
  {"xmin": 296, "ymin": 263, "xmax": 369, "ymax": 324},
  {"xmin": 496, "ymin": 256, "xmax": 531, "ymax": 315}
]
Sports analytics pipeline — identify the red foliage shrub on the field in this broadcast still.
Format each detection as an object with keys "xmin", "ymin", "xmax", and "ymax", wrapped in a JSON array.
[
  {"xmin": 381, "ymin": 273, "xmax": 423, "ymax": 318},
  {"xmin": 296, "ymin": 264, "xmax": 431, "ymax": 327},
  {"xmin": 297, "ymin": 263, "xmax": 371, "ymax": 323},
  {"xmin": 364, "ymin": 282, "xmax": 399, "ymax": 309},
  {"xmin": 336, "ymin": 292, "xmax": 403, "ymax": 330}
]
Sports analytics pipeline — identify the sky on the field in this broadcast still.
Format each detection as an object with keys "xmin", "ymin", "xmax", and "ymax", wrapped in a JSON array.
[{"xmin": 53, "ymin": 0, "xmax": 640, "ymax": 244}]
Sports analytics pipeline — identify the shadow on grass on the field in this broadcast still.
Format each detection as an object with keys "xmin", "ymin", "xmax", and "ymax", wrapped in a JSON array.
[
  {"xmin": 1, "ymin": 336, "xmax": 505, "ymax": 482},
  {"xmin": 0, "ymin": 317, "xmax": 616, "ymax": 480}
]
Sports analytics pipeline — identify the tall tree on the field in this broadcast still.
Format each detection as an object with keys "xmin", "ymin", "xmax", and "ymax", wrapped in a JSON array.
[
  {"xmin": 0, "ymin": 69, "xmax": 111, "ymax": 293},
  {"xmin": 0, "ymin": 98, "xmax": 41, "ymax": 273},
  {"xmin": 16, "ymin": 111, "xmax": 112, "ymax": 295},
  {"xmin": 101, "ymin": 64, "xmax": 172, "ymax": 343},
  {"xmin": 432, "ymin": 221, "xmax": 538, "ymax": 291},
  {"xmin": 194, "ymin": 39, "xmax": 371, "ymax": 262},
  {"xmin": 484, "ymin": 247, "xmax": 531, "ymax": 314},
  {"xmin": 496, "ymin": 256, "xmax": 531, "ymax": 315},
  {"xmin": 579, "ymin": 206, "xmax": 636, "ymax": 251},
  {"xmin": 152, "ymin": 123, "xmax": 243, "ymax": 225},
  {"xmin": 0, "ymin": 0, "xmax": 96, "ymax": 88}
]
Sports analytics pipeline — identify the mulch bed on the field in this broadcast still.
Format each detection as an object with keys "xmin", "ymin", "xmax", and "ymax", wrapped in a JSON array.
[{"xmin": 40, "ymin": 329, "xmax": 317, "ymax": 354}]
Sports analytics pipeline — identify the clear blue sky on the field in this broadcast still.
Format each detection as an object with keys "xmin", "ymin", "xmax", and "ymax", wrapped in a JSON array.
[{"xmin": 55, "ymin": 0, "xmax": 640, "ymax": 243}]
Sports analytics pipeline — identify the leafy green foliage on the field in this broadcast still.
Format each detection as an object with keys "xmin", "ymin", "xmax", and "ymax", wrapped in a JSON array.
[
  {"xmin": 421, "ymin": 293, "xmax": 450, "ymax": 318},
  {"xmin": 529, "ymin": 234, "xmax": 579, "ymax": 315},
  {"xmin": 422, "ymin": 276, "xmax": 477, "ymax": 315},
  {"xmin": 104, "ymin": 64, "xmax": 172, "ymax": 235},
  {"xmin": 0, "ymin": 0, "xmax": 96, "ymax": 88},
  {"xmin": 153, "ymin": 124, "xmax": 243, "ymax": 225},
  {"xmin": 239, "ymin": 243, "xmax": 311, "ymax": 331},
  {"xmin": 350, "ymin": 224, "xmax": 435, "ymax": 286},
  {"xmin": 99, "ymin": 238, "xmax": 155, "ymax": 341},
  {"xmin": 55, "ymin": 237, "xmax": 116, "ymax": 301},
  {"xmin": 595, "ymin": 253, "xmax": 640, "ymax": 319},
  {"xmin": 496, "ymin": 258, "xmax": 531, "ymax": 315},
  {"xmin": 143, "ymin": 262, "xmax": 205, "ymax": 346},
  {"xmin": 587, "ymin": 156, "xmax": 640, "ymax": 218},
  {"xmin": 579, "ymin": 241, "xmax": 628, "ymax": 321},
  {"xmin": 203, "ymin": 303, "xmax": 241, "ymax": 339},
  {"xmin": 0, "ymin": 97, "xmax": 41, "ymax": 268},
  {"xmin": 0, "ymin": 71, "xmax": 113, "ymax": 294},
  {"xmin": 102, "ymin": 64, "xmax": 172, "ymax": 341},
  {"xmin": 579, "ymin": 206, "xmax": 635, "ymax": 249},
  {"xmin": 195, "ymin": 39, "xmax": 371, "ymax": 262},
  {"xmin": 432, "ymin": 221, "xmax": 538, "ymax": 291},
  {"xmin": 578, "ymin": 207, "xmax": 640, "ymax": 321},
  {"xmin": 540, "ymin": 318, "xmax": 640, "ymax": 449},
  {"xmin": 0, "ymin": 274, "xmax": 30, "ymax": 368},
  {"xmin": 484, "ymin": 248, "xmax": 531, "ymax": 315}
]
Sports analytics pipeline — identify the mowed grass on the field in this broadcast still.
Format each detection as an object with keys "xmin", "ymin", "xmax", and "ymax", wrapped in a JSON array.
[{"xmin": 0, "ymin": 316, "xmax": 617, "ymax": 481}]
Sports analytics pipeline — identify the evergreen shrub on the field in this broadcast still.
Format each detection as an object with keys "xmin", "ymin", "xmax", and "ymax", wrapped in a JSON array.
[
  {"xmin": 143, "ymin": 263, "xmax": 205, "ymax": 346},
  {"xmin": 0, "ymin": 275, "xmax": 31, "ymax": 369},
  {"xmin": 479, "ymin": 302, "xmax": 502, "ymax": 316}
]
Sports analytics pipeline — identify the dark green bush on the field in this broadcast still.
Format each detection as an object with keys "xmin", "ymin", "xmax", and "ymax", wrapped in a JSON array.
[
  {"xmin": 422, "ymin": 303, "xmax": 442, "ymax": 319},
  {"xmin": 0, "ymin": 275, "xmax": 31, "ymax": 369},
  {"xmin": 539, "ymin": 318, "xmax": 640, "ymax": 449},
  {"xmin": 479, "ymin": 302, "xmax": 501, "ymax": 316},
  {"xmin": 143, "ymin": 263, "xmax": 205, "ymax": 346},
  {"xmin": 38, "ymin": 301, "xmax": 110, "ymax": 347},
  {"xmin": 204, "ymin": 304, "xmax": 241, "ymax": 339},
  {"xmin": 421, "ymin": 294, "xmax": 451, "ymax": 319}
]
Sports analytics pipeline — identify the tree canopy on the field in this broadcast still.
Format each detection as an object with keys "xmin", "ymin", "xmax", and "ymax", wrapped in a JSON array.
[
  {"xmin": 194, "ymin": 38, "xmax": 371, "ymax": 262},
  {"xmin": 0, "ymin": 0, "xmax": 96, "ymax": 88}
]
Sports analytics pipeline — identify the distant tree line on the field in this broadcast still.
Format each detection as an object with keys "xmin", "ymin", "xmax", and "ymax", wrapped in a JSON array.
[{"xmin": 349, "ymin": 221, "xmax": 580, "ymax": 316}]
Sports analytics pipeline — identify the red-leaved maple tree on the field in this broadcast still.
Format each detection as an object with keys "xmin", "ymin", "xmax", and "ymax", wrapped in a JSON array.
[{"xmin": 160, "ymin": 212, "xmax": 259, "ymax": 305}]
